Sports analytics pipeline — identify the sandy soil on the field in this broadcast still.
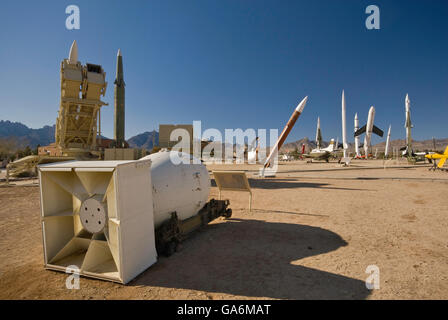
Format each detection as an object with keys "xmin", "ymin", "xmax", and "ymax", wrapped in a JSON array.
[{"xmin": 0, "ymin": 159, "xmax": 447, "ymax": 300}]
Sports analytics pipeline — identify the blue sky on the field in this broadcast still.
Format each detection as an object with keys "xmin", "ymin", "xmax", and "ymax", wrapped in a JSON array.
[{"xmin": 0, "ymin": 0, "xmax": 447, "ymax": 144}]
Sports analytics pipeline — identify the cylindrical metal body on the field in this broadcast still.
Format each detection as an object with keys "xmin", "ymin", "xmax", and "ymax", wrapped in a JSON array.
[
  {"xmin": 341, "ymin": 90, "xmax": 347, "ymax": 158},
  {"xmin": 405, "ymin": 94, "xmax": 412, "ymax": 154},
  {"xmin": 141, "ymin": 151, "xmax": 211, "ymax": 228},
  {"xmin": 316, "ymin": 117, "xmax": 322, "ymax": 149},
  {"xmin": 364, "ymin": 106, "xmax": 375, "ymax": 156},
  {"xmin": 385, "ymin": 125, "xmax": 391, "ymax": 158},
  {"xmin": 114, "ymin": 50, "xmax": 125, "ymax": 147},
  {"xmin": 354, "ymin": 113, "xmax": 360, "ymax": 157},
  {"xmin": 263, "ymin": 96, "xmax": 308, "ymax": 168}
]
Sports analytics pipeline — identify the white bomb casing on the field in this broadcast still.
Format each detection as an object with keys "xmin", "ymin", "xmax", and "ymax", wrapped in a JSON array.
[
  {"xmin": 38, "ymin": 151, "xmax": 212, "ymax": 284},
  {"xmin": 140, "ymin": 151, "xmax": 210, "ymax": 228}
]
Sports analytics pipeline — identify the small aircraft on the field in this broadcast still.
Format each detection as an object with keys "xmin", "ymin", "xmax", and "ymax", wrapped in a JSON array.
[
  {"xmin": 304, "ymin": 139, "xmax": 336, "ymax": 162},
  {"xmin": 425, "ymin": 146, "xmax": 448, "ymax": 171},
  {"xmin": 281, "ymin": 154, "xmax": 294, "ymax": 161},
  {"xmin": 303, "ymin": 117, "xmax": 337, "ymax": 162}
]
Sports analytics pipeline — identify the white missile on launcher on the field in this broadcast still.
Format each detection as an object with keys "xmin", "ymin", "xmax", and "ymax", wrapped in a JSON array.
[
  {"xmin": 354, "ymin": 106, "xmax": 384, "ymax": 158},
  {"xmin": 68, "ymin": 40, "xmax": 78, "ymax": 64},
  {"xmin": 404, "ymin": 94, "xmax": 413, "ymax": 156},
  {"xmin": 262, "ymin": 96, "xmax": 308, "ymax": 171}
]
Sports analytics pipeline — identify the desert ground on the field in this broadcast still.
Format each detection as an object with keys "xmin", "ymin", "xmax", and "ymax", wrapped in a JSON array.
[{"xmin": 0, "ymin": 159, "xmax": 447, "ymax": 299}]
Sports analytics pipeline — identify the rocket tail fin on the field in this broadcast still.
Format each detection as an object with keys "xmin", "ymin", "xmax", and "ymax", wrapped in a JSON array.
[
  {"xmin": 372, "ymin": 125, "xmax": 384, "ymax": 137},
  {"xmin": 354, "ymin": 125, "xmax": 366, "ymax": 137}
]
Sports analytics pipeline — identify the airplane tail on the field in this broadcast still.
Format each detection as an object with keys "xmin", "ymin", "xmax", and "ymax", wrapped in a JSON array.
[
  {"xmin": 437, "ymin": 145, "xmax": 448, "ymax": 168},
  {"xmin": 323, "ymin": 139, "xmax": 335, "ymax": 152}
]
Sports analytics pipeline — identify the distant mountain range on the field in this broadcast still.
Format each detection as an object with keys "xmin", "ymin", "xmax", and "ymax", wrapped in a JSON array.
[
  {"xmin": 0, "ymin": 120, "xmax": 160, "ymax": 151},
  {"xmin": 127, "ymin": 131, "xmax": 159, "ymax": 150},
  {"xmin": 0, "ymin": 120, "xmax": 55, "ymax": 149},
  {"xmin": 1, "ymin": 120, "xmax": 446, "ymax": 153}
]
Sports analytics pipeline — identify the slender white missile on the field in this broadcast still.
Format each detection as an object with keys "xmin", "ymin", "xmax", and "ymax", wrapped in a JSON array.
[
  {"xmin": 364, "ymin": 106, "xmax": 376, "ymax": 157},
  {"xmin": 405, "ymin": 94, "xmax": 413, "ymax": 155},
  {"xmin": 354, "ymin": 113, "xmax": 360, "ymax": 157},
  {"xmin": 68, "ymin": 40, "xmax": 78, "ymax": 64},
  {"xmin": 316, "ymin": 117, "xmax": 322, "ymax": 149},
  {"xmin": 341, "ymin": 90, "xmax": 348, "ymax": 158},
  {"xmin": 385, "ymin": 125, "xmax": 391, "ymax": 158},
  {"xmin": 263, "ymin": 96, "xmax": 308, "ymax": 169}
]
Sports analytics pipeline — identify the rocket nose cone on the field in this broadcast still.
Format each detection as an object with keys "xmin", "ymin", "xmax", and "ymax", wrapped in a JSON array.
[
  {"xmin": 117, "ymin": 49, "xmax": 122, "ymax": 57},
  {"xmin": 355, "ymin": 113, "xmax": 358, "ymax": 119},
  {"xmin": 296, "ymin": 96, "xmax": 308, "ymax": 113},
  {"xmin": 68, "ymin": 40, "xmax": 78, "ymax": 64}
]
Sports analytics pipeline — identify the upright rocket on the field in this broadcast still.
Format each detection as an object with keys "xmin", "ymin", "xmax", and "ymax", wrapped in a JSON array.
[
  {"xmin": 341, "ymin": 90, "xmax": 348, "ymax": 158},
  {"xmin": 354, "ymin": 106, "xmax": 384, "ymax": 158},
  {"xmin": 404, "ymin": 94, "xmax": 413, "ymax": 156},
  {"xmin": 316, "ymin": 117, "xmax": 322, "ymax": 149},
  {"xmin": 354, "ymin": 113, "xmax": 361, "ymax": 158},
  {"xmin": 385, "ymin": 125, "xmax": 391, "ymax": 158},
  {"xmin": 114, "ymin": 49, "xmax": 126, "ymax": 147}
]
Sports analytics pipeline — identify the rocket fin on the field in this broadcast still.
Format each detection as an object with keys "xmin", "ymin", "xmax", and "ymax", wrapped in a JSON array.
[
  {"xmin": 354, "ymin": 125, "xmax": 366, "ymax": 137},
  {"xmin": 372, "ymin": 125, "xmax": 384, "ymax": 137}
]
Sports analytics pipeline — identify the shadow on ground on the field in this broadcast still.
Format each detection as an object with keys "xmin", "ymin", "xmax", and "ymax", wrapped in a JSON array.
[
  {"xmin": 250, "ymin": 208, "xmax": 329, "ymax": 217},
  {"xmin": 211, "ymin": 178, "xmax": 371, "ymax": 191},
  {"xmin": 131, "ymin": 218, "xmax": 371, "ymax": 299}
]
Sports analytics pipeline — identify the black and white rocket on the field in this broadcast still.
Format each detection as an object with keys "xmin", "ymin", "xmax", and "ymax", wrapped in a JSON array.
[{"xmin": 114, "ymin": 49, "xmax": 126, "ymax": 147}]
